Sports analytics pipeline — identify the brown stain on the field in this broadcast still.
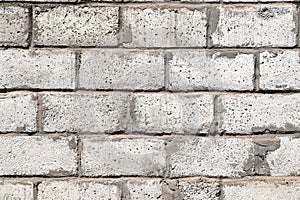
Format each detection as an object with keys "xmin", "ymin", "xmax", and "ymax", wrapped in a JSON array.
[{"xmin": 242, "ymin": 138, "xmax": 281, "ymax": 177}]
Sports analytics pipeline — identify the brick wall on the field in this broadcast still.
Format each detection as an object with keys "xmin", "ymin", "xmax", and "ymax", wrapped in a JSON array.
[{"xmin": 1, "ymin": 0, "xmax": 300, "ymax": 199}]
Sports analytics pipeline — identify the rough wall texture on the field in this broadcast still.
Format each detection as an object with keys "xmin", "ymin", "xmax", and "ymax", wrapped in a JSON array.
[{"xmin": 1, "ymin": 0, "xmax": 300, "ymax": 199}]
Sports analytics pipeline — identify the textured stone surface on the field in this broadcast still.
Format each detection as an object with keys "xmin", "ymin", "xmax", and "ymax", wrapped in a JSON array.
[
  {"xmin": 176, "ymin": 178, "xmax": 220, "ymax": 200},
  {"xmin": 121, "ymin": 7, "xmax": 207, "ymax": 47},
  {"xmin": 38, "ymin": 180, "xmax": 121, "ymax": 200},
  {"xmin": 0, "ymin": 93, "xmax": 37, "ymax": 132},
  {"xmin": 79, "ymin": 50, "xmax": 164, "ymax": 90},
  {"xmin": 167, "ymin": 50, "xmax": 255, "ymax": 91},
  {"xmin": 0, "ymin": 135, "xmax": 77, "ymax": 176},
  {"xmin": 41, "ymin": 92, "xmax": 129, "ymax": 133},
  {"xmin": 128, "ymin": 93, "xmax": 214, "ymax": 134},
  {"xmin": 211, "ymin": 5, "xmax": 297, "ymax": 47},
  {"xmin": 0, "ymin": 181, "xmax": 34, "ymax": 200},
  {"xmin": 124, "ymin": 180, "xmax": 165, "ymax": 200},
  {"xmin": 260, "ymin": 51, "xmax": 300, "ymax": 90},
  {"xmin": 266, "ymin": 137, "xmax": 300, "ymax": 176},
  {"xmin": 0, "ymin": 49, "xmax": 76, "ymax": 89},
  {"xmin": 0, "ymin": 6, "xmax": 29, "ymax": 47},
  {"xmin": 81, "ymin": 136, "xmax": 166, "ymax": 176},
  {"xmin": 166, "ymin": 136, "xmax": 254, "ymax": 177},
  {"xmin": 223, "ymin": 180, "xmax": 300, "ymax": 200},
  {"xmin": 33, "ymin": 6, "xmax": 119, "ymax": 46},
  {"xmin": 217, "ymin": 94, "xmax": 300, "ymax": 134}
]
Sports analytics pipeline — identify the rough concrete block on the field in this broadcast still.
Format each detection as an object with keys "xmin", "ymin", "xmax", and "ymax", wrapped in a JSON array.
[
  {"xmin": 81, "ymin": 136, "xmax": 166, "ymax": 176},
  {"xmin": 0, "ymin": 49, "xmax": 76, "ymax": 90},
  {"xmin": 79, "ymin": 50, "xmax": 164, "ymax": 90},
  {"xmin": 0, "ymin": 181, "xmax": 34, "ymax": 200},
  {"xmin": 0, "ymin": 135, "xmax": 77, "ymax": 176},
  {"xmin": 41, "ymin": 92, "xmax": 129, "ymax": 133},
  {"xmin": 266, "ymin": 137, "xmax": 300, "ymax": 176},
  {"xmin": 38, "ymin": 180, "xmax": 121, "ymax": 200},
  {"xmin": 211, "ymin": 5, "xmax": 297, "ymax": 47},
  {"xmin": 167, "ymin": 50, "xmax": 255, "ymax": 91},
  {"xmin": 123, "ymin": 180, "xmax": 166, "ymax": 200},
  {"xmin": 33, "ymin": 6, "xmax": 119, "ymax": 46},
  {"xmin": 175, "ymin": 178, "xmax": 220, "ymax": 200},
  {"xmin": 223, "ymin": 179, "xmax": 300, "ymax": 200},
  {"xmin": 217, "ymin": 94, "xmax": 300, "ymax": 134},
  {"xmin": 0, "ymin": 93, "xmax": 37, "ymax": 132},
  {"xmin": 121, "ymin": 7, "xmax": 207, "ymax": 47},
  {"xmin": 166, "ymin": 136, "xmax": 254, "ymax": 177},
  {"xmin": 128, "ymin": 93, "xmax": 214, "ymax": 134},
  {"xmin": 0, "ymin": 6, "xmax": 29, "ymax": 47},
  {"xmin": 260, "ymin": 51, "xmax": 300, "ymax": 90}
]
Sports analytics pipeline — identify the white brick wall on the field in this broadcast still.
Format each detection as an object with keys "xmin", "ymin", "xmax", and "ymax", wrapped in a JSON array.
[{"xmin": 1, "ymin": 0, "xmax": 300, "ymax": 199}]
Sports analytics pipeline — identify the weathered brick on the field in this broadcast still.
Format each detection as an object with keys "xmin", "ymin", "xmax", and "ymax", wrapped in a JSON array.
[
  {"xmin": 0, "ymin": 135, "xmax": 77, "ymax": 176},
  {"xmin": 38, "ymin": 180, "xmax": 121, "ymax": 200},
  {"xmin": 0, "ymin": 6, "xmax": 29, "ymax": 47},
  {"xmin": 0, "ymin": 181, "xmax": 33, "ymax": 200},
  {"xmin": 79, "ymin": 50, "xmax": 164, "ymax": 90},
  {"xmin": 211, "ymin": 5, "xmax": 297, "ymax": 47},
  {"xmin": 0, "ymin": 93, "xmax": 37, "ymax": 132},
  {"xmin": 41, "ymin": 92, "xmax": 129, "ymax": 133},
  {"xmin": 123, "ymin": 179, "xmax": 167, "ymax": 200},
  {"xmin": 260, "ymin": 50, "xmax": 300, "ymax": 90},
  {"xmin": 81, "ymin": 136, "xmax": 166, "ymax": 176},
  {"xmin": 266, "ymin": 137, "xmax": 300, "ymax": 176},
  {"xmin": 175, "ymin": 178, "xmax": 220, "ymax": 200},
  {"xmin": 128, "ymin": 93, "xmax": 214, "ymax": 134},
  {"xmin": 167, "ymin": 50, "xmax": 255, "ymax": 91},
  {"xmin": 217, "ymin": 94, "xmax": 300, "ymax": 134},
  {"xmin": 223, "ymin": 179, "xmax": 300, "ymax": 200},
  {"xmin": 0, "ymin": 49, "xmax": 76, "ymax": 90},
  {"xmin": 166, "ymin": 136, "xmax": 254, "ymax": 177},
  {"xmin": 121, "ymin": 7, "xmax": 207, "ymax": 47},
  {"xmin": 33, "ymin": 6, "xmax": 119, "ymax": 46}
]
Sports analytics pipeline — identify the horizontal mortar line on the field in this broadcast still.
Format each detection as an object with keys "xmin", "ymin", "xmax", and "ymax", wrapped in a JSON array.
[
  {"xmin": 2, "ymin": 46, "xmax": 300, "ymax": 51},
  {"xmin": 1, "ymin": 89, "xmax": 300, "ymax": 94},
  {"xmin": 0, "ymin": 1, "xmax": 297, "ymax": 6},
  {"xmin": 0, "ymin": 1, "xmax": 299, "ymax": 6},
  {"xmin": 1, "ymin": 132, "xmax": 300, "ymax": 139},
  {"xmin": 1, "ymin": 176, "xmax": 300, "ymax": 181}
]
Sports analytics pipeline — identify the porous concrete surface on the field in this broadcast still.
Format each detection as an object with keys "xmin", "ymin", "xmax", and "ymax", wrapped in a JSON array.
[
  {"xmin": 266, "ymin": 137, "xmax": 300, "ymax": 176},
  {"xmin": 167, "ymin": 136, "xmax": 254, "ymax": 177},
  {"xmin": 0, "ymin": 6, "xmax": 29, "ymax": 47},
  {"xmin": 176, "ymin": 178, "xmax": 220, "ymax": 200},
  {"xmin": 41, "ymin": 92, "xmax": 130, "ymax": 133},
  {"xmin": 211, "ymin": 5, "xmax": 297, "ymax": 47},
  {"xmin": 167, "ymin": 50, "xmax": 255, "ymax": 91},
  {"xmin": 128, "ymin": 93, "xmax": 214, "ymax": 134},
  {"xmin": 217, "ymin": 94, "xmax": 300, "ymax": 134},
  {"xmin": 0, "ymin": 93, "xmax": 37, "ymax": 132},
  {"xmin": 260, "ymin": 50, "xmax": 300, "ymax": 90},
  {"xmin": 38, "ymin": 180, "xmax": 121, "ymax": 200},
  {"xmin": 0, "ymin": 135, "xmax": 77, "ymax": 176},
  {"xmin": 81, "ymin": 136, "xmax": 167, "ymax": 176},
  {"xmin": 121, "ymin": 7, "xmax": 207, "ymax": 47},
  {"xmin": 33, "ymin": 6, "xmax": 119, "ymax": 46},
  {"xmin": 79, "ymin": 50, "xmax": 164, "ymax": 90},
  {"xmin": 1, "ymin": 0, "xmax": 300, "ymax": 199},
  {"xmin": 0, "ymin": 49, "xmax": 76, "ymax": 89},
  {"xmin": 0, "ymin": 181, "xmax": 34, "ymax": 200},
  {"xmin": 223, "ymin": 179, "xmax": 300, "ymax": 200}
]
